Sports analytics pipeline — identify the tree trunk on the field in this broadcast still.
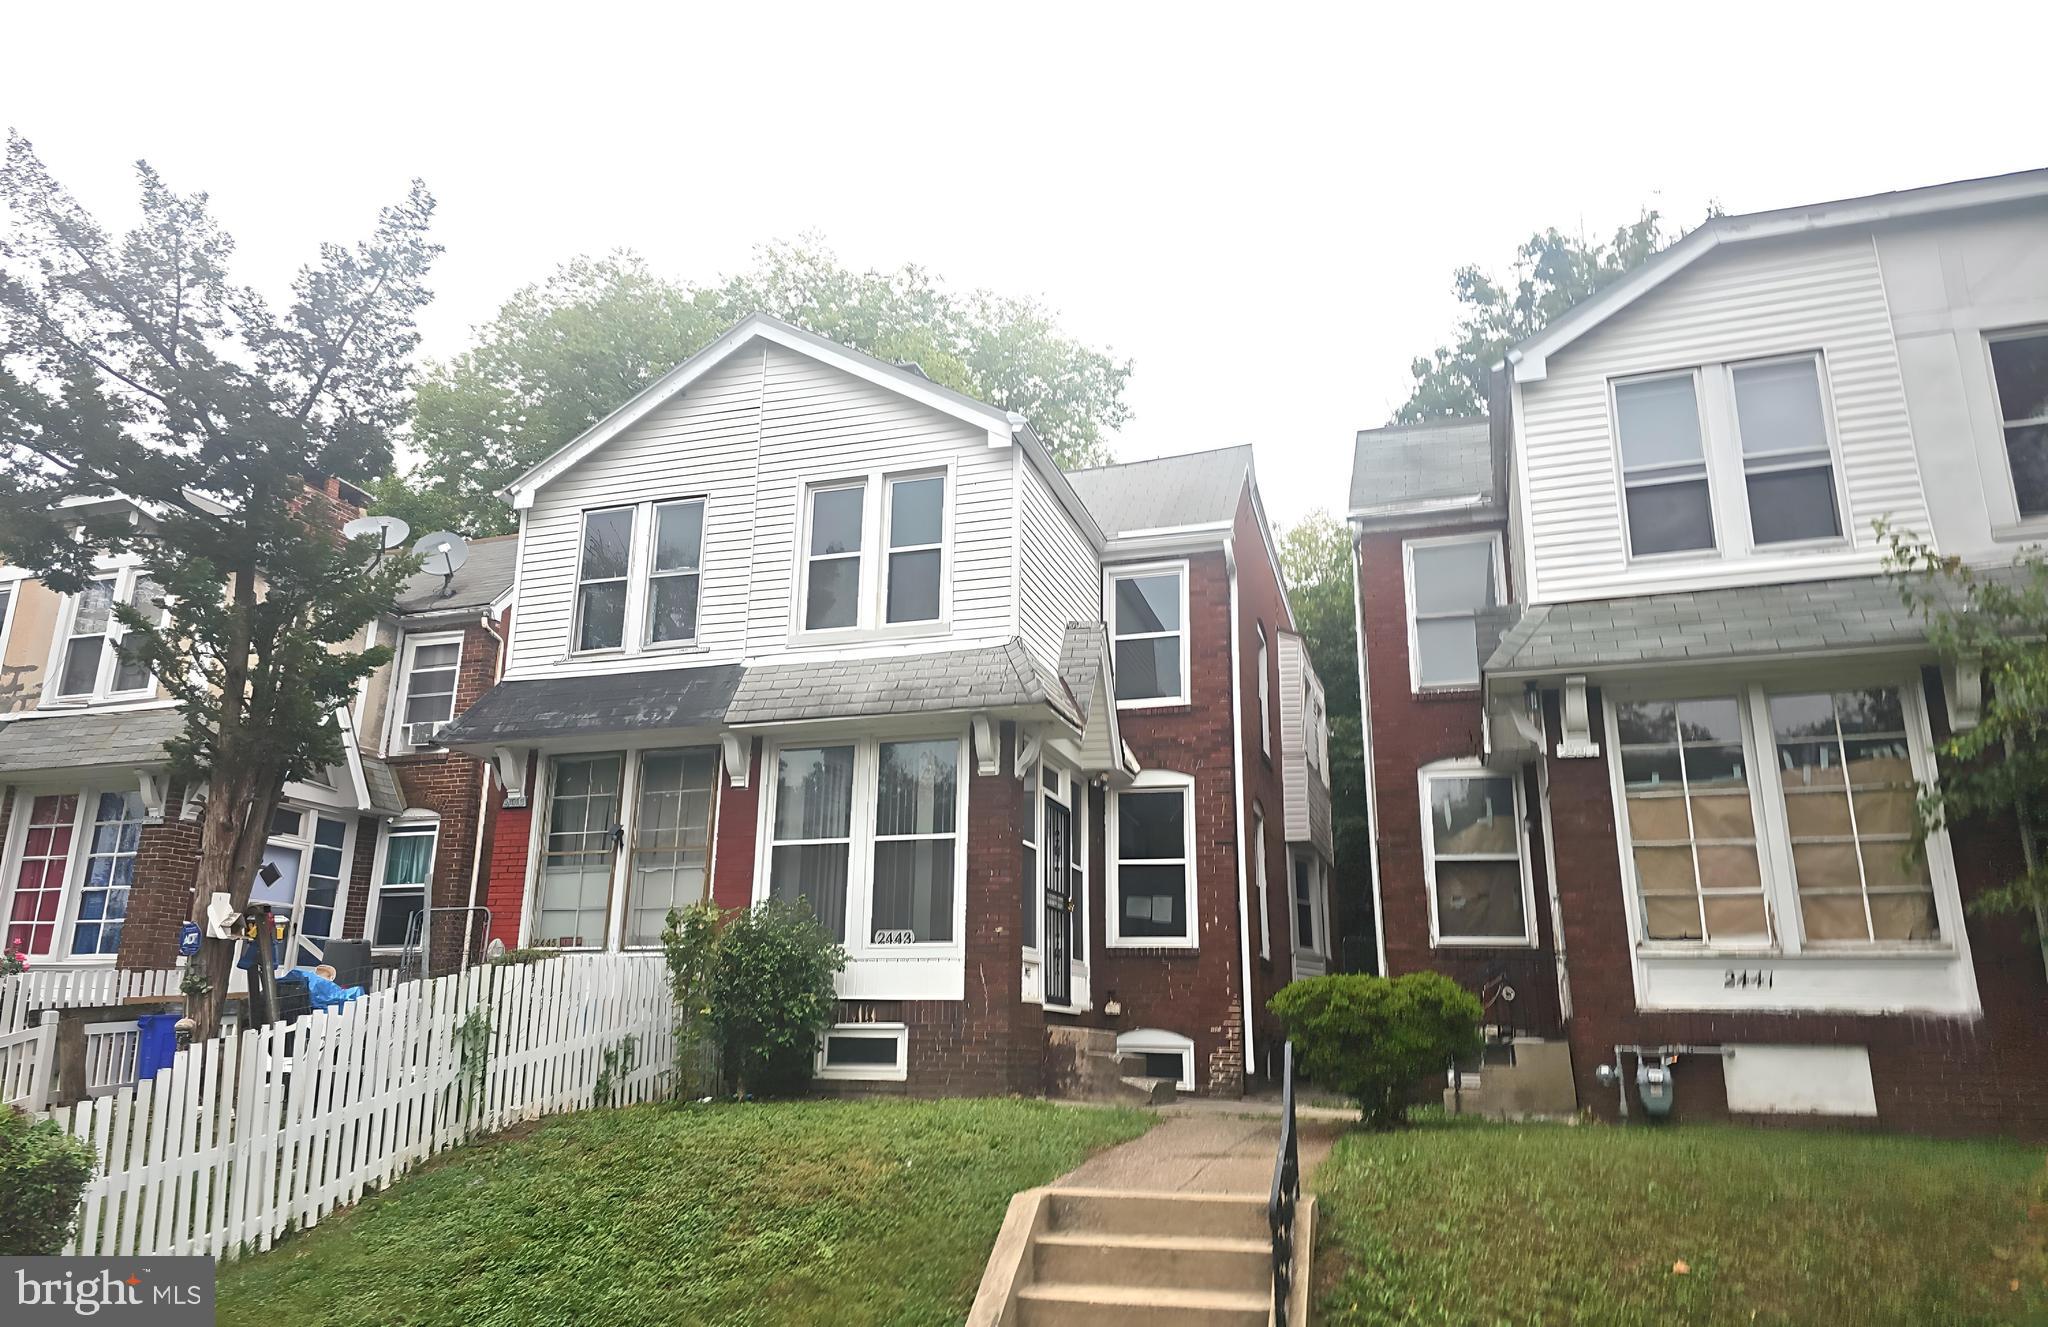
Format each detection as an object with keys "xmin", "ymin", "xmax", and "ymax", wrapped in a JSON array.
[{"xmin": 182, "ymin": 760, "xmax": 284, "ymax": 1040}]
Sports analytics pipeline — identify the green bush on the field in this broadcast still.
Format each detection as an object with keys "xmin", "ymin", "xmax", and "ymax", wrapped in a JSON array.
[
  {"xmin": 1269, "ymin": 971, "xmax": 1483, "ymax": 1127},
  {"xmin": 664, "ymin": 900, "xmax": 845, "ymax": 1098},
  {"xmin": 0, "ymin": 1105, "xmax": 96, "ymax": 1255}
]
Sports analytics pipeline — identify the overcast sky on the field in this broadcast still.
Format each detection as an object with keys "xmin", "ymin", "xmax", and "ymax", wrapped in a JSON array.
[{"xmin": 7, "ymin": 2, "xmax": 2044, "ymax": 527}]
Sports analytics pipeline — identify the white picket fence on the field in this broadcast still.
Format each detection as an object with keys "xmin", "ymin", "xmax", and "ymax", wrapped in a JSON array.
[
  {"xmin": 47, "ymin": 954, "xmax": 677, "ymax": 1260},
  {"xmin": 1, "ymin": 1010, "xmax": 60, "ymax": 1111},
  {"xmin": 1, "ymin": 967, "xmax": 183, "ymax": 1033}
]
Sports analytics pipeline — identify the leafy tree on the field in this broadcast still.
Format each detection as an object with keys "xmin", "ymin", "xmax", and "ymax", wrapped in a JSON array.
[
  {"xmin": 1395, "ymin": 212, "xmax": 1675, "ymax": 423},
  {"xmin": 1278, "ymin": 510, "xmax": 1373, "ymax": 967},
  {"xmin": 1269, "ymin": 971, "xmax": 1483, "ymax": 1127},
  {"xmin": 0, "ymin": 132, "xmax": 437, "ymax": 1034},
  {"xmin": 382, "ymin": 240, "xmax": 1133, "ymax": 536},
  {"xmin": 1886, "ymin": 529, "xmax": 2048, "ymax": 975}
]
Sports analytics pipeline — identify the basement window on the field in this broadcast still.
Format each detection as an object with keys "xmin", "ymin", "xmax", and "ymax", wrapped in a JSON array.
[
  {"xmin": 815, "ymin": 1024, "xmax": 908, "ymax": 1082},
  {"xmin": 1116, "ymin": 1028, "xmax": 1194, "ymax": 1091}
]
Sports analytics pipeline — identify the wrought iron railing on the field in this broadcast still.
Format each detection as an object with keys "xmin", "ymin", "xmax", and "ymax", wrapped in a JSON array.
[{"xmin": 1268, "ymin": 1038, "xmax": 1301, "ymax": 1326}]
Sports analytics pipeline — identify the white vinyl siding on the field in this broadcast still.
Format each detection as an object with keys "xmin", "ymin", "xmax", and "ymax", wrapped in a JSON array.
[
  {"xmin": 1276, "ymin": 633, "xmax": 1333, "ymax": 858},
  {"xmin": 1016, "ymin": 457, "xmax": 1100, "ymax": 673},
  {"xmin": 508, "ymin": 344, "xmax": 1018, "ymax": 678},
  {"xmin": 1517, "ymin": 232, "xmax": 1930, "ymax": 603}
]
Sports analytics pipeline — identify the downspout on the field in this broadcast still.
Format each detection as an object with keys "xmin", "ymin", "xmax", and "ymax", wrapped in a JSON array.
[
  {"xmin": 1535, "ymin": 735, "xmax": 1573, "ymax": 1022},
  {"xmin": 1225, "ymin": 536, "xmax": 1258, "ymax": 1086},
  {"xmin": 1351, "ymin": 523, "xmax": 1388, "ymax": 977},
  {"xmin": 461, "ymin": 610, "xmax": 508, "ymax": 969}
]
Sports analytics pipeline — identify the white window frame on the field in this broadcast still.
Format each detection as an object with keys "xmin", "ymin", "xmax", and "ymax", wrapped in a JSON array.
[
  {"xmin": 791, "ymin": 465, "xmax": 955, "ymax": 643},
  {"xmin": 1105, "ymin": 560, "xmax": 1191, "ymax": 709},
  {"xmin": 1611, "ymin": 367, "xmax": 1718, "ymax": 562},
  {"xmin": 644, "ymin": 496, "xmax": 708, "ymax": 649},
  {"xmin": 570, "ymin": 504, "xmax": 636, "ymax": 655},
  {"xmin": 1255, "ymin": 623, "xmax": 1271, "ymax": 757},
  {"xmin": 753, "ymin": 729, "xmax": 971, "ymax": 959},
  {"xmin": 814, "ymin": 1022, "xmax": 909, "ymax": 1083},
  {"xmin": 0, "ymin": 573, "xmax": 22, "ymax": 677},
  {"xmin": 1253, "ymin": 807, "xmax": 1270, "ymax": 960},
  {"xmin": 44, "ymin": 565, "xmax": 164, "ymax": 705},
  {"xmin": 366, "ymin": 813, "xmax": 439, "ymax": 954},
  {"xmin": 387, "ymin": 631, "xmax": 464, "ymax": 751},
  {"xmin": 1603, "ymin": 675, "xmax": 1966, "ymax": 959},
  {"xmin": 881, "ymin": 470, "xmax": 947, "ymax": 627},
  {"xmin": 1418, "ymin": 758, "xmax": 1537, "ymax": 948},
  {"xmin": 1116, "ymin": 1027, "xmax": 1195, "ymax": 1092},
  {"xmin": 0, "ymin": 787, "xmax": 158, "ymax": 966},
  {"xmin": 622, "ymin": 745, "xmax": 721, "ymax": 951},
  {"xmin": 1987, "ymin": 326, "xmax": 2048, "ymax": 520},
  {"xmin": 1727, "ymin": 351, "xmax": 1850, "ymax": 551},
  {"xmin": 1106, "ymin": 769, "xmax": 1198, "ymax": 950},
  {"xmin": 256, "ymin": 804, "xmax": 358, "ymax": 967},
  {"xmin": 1402, "ymin": 533, "xmax": 1505, "ymax": 694},
  {"xmin": 1289, "ymin": 849, "xmax": 1326, "ymax": 958}
]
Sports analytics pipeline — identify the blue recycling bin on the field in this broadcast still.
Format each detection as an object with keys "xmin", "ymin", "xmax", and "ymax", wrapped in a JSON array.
[{"xmin": 136, "ymin": 1013, "xmax": 181, "ymax": 1082}]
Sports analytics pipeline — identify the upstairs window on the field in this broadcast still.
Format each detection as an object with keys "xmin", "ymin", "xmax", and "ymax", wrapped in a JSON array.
[
  {"xmin": 647, "ymin": 498, "xmax": 705, "ymax": 645},
  {"xmin": 394, "ymin": 635, "xmax": 462, "ymax": 748},
  {"xmin": 1990, "ymin": 329, "xmax": 2048, "ymax": 517},
  {"xmin": 1111, "ymin": 565, "xmax": 1188, "ymax": 706},
  {"xmin": 884, "ymin": 475, "xmax": 944, "ymax": 624},
  {"xmin": 575, "ymin": 507, "xmax": 633, "ymax": 652},
  {"xmin": 803, "ymin": 484, "xmax": 866, "ymax": 632},
  {"xmin": 1615, "ymin": 372, "xmax": 1714, "ymax": 556},
  {"xmin": 1732, "ymin": 356, "xmax": 1841, "ymax": 545},
  {"xmin": 55, "ymin": 571, "xmax": 161, "ymax": 701},
  {"xmin": 1404, "ymin": 536, "xmax": 1498, "ymax": 691},
  {"xmin": 798, "ymin": 471, "xmax": 949, "ymax": 635}
]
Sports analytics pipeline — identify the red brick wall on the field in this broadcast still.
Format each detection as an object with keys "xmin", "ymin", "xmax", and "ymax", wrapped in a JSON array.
[
  {"xmin": 116, "ymin": 785, "xmax": 204, "ymax": 970},
  {"xmin": 1356, "ymin": 518, "xmax": 1564, "ymax": 1038},
  {"xmin": 1546, "ymin": 679, "xmax": 2048, "ymax": 1139},
  {"xmin": 1077, "ymin": 546, "xmax": 1247, "ymax": 1096},
  {"xmin": 709, "ymin": 739, "xmax": 761, "ymax": 912},
  {"xmin": 483, "ymin": 750, "xmax": 536, "ymax": 951}
]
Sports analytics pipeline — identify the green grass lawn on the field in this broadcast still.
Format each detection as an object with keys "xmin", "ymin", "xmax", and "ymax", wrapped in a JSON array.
[
  {"xmin": 215, "ymin": 1098, "xmax": 1150, "ymax": 1327},
  {"xmin": 1313, "ymin": 1115, "xmax": 2046, "ymax": 1326}
]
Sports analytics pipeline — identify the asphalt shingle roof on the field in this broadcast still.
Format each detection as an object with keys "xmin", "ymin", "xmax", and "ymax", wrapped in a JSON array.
[
  {"xmin": 393, "ymin": 534, "xmax": 517, "ymax": 616},
  {"xmin": 358, "ymin": 754, "xmax": 408, "ymax": 816},
  {"xmin": 726, "ymin": 640, "xmax": 1081, "ymax": 728},
  {"xmin": 1349, "ymin": 417, "xmax": 1494, "ymax": 516},
  {"xmin": 1058, "ymin": 622, "xmax": 1108, "ymax": 727},
  {"xmin": 1065, "ymin": 446, "xmax": 1250, "ymax": 539},
  {"xmin": 438, "ymin": 665, "xmax": 746, "ymax": 745},
  {"xmin": 1484, "ymin": 573, "xmax": 1962, "ymax": 677},
  {"xmin": 0, "ymin": 708, "xmax": 184, "ymax": 775}
]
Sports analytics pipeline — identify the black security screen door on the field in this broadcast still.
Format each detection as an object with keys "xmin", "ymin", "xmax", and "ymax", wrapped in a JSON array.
[{"xmin": 1043, "ymin": 799, "xmax": 1073, "ymax": 1006}]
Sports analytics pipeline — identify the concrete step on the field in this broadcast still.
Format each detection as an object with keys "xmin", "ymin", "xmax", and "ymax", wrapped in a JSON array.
[
  {"xmin": 1033, "ymin": 1230, "xmax": 1270, "ymax": 1294},
  {"xmin": 1046, "ymin": 1189, "xmax": 1270, "ymax": 1242},
  {"xmin": 1015, "ymin": 1282, "xmax": 1269, "ymax": 1327}
]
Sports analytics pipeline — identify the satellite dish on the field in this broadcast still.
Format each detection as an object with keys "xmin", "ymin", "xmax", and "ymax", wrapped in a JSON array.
[
  {"xmin": 342, "ymin": 514, "xmax": 411, "ymax": 551},
  {"xmin": 414, "ymin": 531, "xmax": 470, "ymax": 597}
]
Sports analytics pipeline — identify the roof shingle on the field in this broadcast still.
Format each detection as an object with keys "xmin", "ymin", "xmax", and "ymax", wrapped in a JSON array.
[
  {"xmin": 1065, "ymin": 446, "xmax": 1250, "ymax": 539},
  {"xmin": 1349, "ymin": 417, "xmax": 1495, "ymax": 516}
]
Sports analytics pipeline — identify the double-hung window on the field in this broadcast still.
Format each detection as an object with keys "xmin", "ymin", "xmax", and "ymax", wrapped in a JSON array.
[
  {"xmin": 798, "ymin": 472, "xmax": 948, "ymax": 635},
  {"xmin": 1615, "ymin": 372, "xmax": 1714, "ymax": 556},
  {"xmin": 1292, "ymin": 854, "xmax": 1320, "ymax": 954},
  {"xmin": 574, "ymin": 507, "xmax": 633, "ymax": 651},
  {"xmin": 802, "ymin": 485, "xmax": 865, "ymax": 631},
  {"xmin": 255, "ymin": 807, "xmax": 351, "ymax": 967},
  {"xmin": 394, "ymin": 634, "xmax": 462, "ymax": 748},
  {"xmin": 883, "ymin": 475, "xmax": 944, "ymax": 624},
  {"xmin": 1404, "ymin": 536, "xmax": 1499, "ymax": 691},
  {"xmin": 1731, "ymin": 356, "xmax": 1841, "ymax": 545},
  {"xmin": 1989, "ymin": 329, "xmax": 2048, "ymax": 517},
  {"xmin": 373, "ymin": 820, "xmax": 437, "ymax": 949},
  {"xmin": 54, "ymin": 571, "xmax": 161, "ymax": 701},
  {"xmin": 1110, "ymin": 565, "xmax": 1188, "ymax": 705},
  {"xmin": 1108, "ymin": 775, "xmax": 1195, "ymax": 947},
  {"xmin": 763, "ymin": 736, "xmax": 964, "ymax": 950},
  {"xmin": 1613, "ymin": 683, "xmax": 1944, "ymax": 950},
  {"xmin": 1419, "ymin": 765, "xmax": 1532, "ymax": 945},
  {"xmin": 647, "ymin": 499, "xmax": 706, "ymax": 645}
]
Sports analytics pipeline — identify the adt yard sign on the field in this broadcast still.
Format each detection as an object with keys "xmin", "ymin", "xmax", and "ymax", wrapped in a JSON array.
[{"xmin": 177, "ymin": 922, "xmax": 201, "ymax": 958}]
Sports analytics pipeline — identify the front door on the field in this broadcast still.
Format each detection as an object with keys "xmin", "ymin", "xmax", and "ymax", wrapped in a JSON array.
[{"xmin": 1042, "ymin": 799, "xmax": 1073, "ymax": 1006}]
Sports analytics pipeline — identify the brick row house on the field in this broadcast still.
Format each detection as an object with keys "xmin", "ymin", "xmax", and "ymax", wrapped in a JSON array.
[
  {"xmin": 0, "ymin": 483, "xmax": 515, "ymax": 988},
  {"xmin": 1351, "ymin": 168, "xmax": 2048, "ymax": 1136},
  {"xmin": 413, "ymin": 313, "xmax": 1334, "ymax": 1096}
]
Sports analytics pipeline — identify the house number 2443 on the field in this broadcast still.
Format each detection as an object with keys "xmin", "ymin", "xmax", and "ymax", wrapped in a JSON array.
[{"xmin": 1723, "ymin": 968, "xmax": 1774, "ymax": 989}]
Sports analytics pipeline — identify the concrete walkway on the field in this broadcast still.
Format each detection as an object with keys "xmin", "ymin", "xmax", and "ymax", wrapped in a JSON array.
[{"xmin": 1053, "ymin": 1107, "xmax": 1350, "ymax": 1196}]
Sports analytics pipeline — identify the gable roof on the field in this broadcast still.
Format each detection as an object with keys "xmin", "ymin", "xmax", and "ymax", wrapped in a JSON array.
[
  {"xmin": 1505, "ymin": 167, "xmax": 2048, "ymax": 384},
  {"xmin": 502, "ymin": 312, "xmax": 1020, "ymax": 509},
  {"xmin": 1348, "ymin": 417, "xmax": 1494, "ymax": 520},
  {"xmin": 1065, "ymin": 445, "xmax": 1252, "ymax": 538}
]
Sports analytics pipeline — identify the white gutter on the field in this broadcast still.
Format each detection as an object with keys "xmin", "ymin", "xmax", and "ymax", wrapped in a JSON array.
[
  {"xmin": 1535, "ymin": 749, "xmax": 1572, "ymax": 1022},
  {"xmin": 1225, "ymin": 536, "xmax": 1258, "ymax": 1083},
  {"xmin": 1350, "ymin": 522, "xmax": 1388, "ymax": 978}
]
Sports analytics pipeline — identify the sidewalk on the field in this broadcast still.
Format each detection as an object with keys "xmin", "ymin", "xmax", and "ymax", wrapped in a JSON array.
[{"xmin": 1053, "ymin": 1105, "xmax": 1350, "ymax": 1195}]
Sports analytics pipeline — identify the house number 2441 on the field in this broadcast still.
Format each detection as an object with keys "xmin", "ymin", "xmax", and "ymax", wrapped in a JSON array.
[{"xmin": 1723, "ymin": 968, "xmax": 1775, "ymax": 989}]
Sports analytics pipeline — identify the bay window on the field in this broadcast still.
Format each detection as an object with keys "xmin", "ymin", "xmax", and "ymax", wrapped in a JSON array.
[
  {"xmin": 762, "ymin": 735, "xmax": 965, "ymax": 951},
  {"xmin": 1108, "ymin": 775, "xmax": 1195, "ymax": 947},
  {"xmin": 1419, "ymin": 764, "xmax": 1533, "ymax": 945},
  {"xmin": 1989, "ymin": 328, "xmax": 2048, "ymax": 517},
  {"xmin": 1404, "ymin": 536, "xmax": 1500, "ymax": 691},
  {"xmin": 1110, "ymin": 565, "xmax": 1188, "ymax": 705},
  {"xmin": 1611, "ymin": 681, "xmax": 1951, "ymax": 952}
]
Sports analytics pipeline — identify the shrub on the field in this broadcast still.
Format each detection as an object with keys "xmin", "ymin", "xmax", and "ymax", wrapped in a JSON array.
[
  {"xmin": 664, "ymin": 900, "xmax": 845, "ymax": 1099},
  {"xmin": 0, "ymin": 1106, "xmax": 96, "ymax": 1255},
  {"xmin": 1269, "ymin": 971, "xmax": 1483, "ymax": 1127}
]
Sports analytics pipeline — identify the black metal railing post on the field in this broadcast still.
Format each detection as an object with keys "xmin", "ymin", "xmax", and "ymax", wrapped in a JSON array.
[{"xmin": 1268, "ymin": 1039, "xmax": 1300, "ymax": 1326}]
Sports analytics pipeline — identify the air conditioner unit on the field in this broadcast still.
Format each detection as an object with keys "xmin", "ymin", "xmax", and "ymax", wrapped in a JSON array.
[{"xmin": 407, "ymin": 720, "xmax": 449, "ymax": 748}]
